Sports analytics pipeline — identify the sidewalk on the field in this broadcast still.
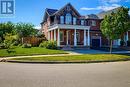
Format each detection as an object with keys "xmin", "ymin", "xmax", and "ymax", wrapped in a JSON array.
[{"xmin": 0, "ymin": 52, "xmax": 81, "ymax": 61}]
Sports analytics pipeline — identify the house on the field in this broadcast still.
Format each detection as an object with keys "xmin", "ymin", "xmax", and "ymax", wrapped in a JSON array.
[{"xmin": 41, "ymin": 3, "xmax": 130, "ymax": 48}]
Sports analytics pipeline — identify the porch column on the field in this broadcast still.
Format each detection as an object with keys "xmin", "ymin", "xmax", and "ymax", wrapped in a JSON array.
[
  {"xmin": 54, "ymin": 29, "xmax": 56, "ymax": 41},
  {"xmin": 66, "ymin": 30, "xmax": 69, "ymax": 45},
  {"xmin": 84, "ymin": 29, "xmax": 87, "ymax": 46},
  {"xmin": 87, "ymin": 29, "xmax": 90, "ymax": 46},
  {"xmin": 48, "ymin": 31, "xmax": 50, "ymax": 40},
  {"xmin": 51, "ymin": 30, "xmax": 53, "ymax": 40},
  {"xmin": 100, "ymin": 37, "xmax": 102, "ymax": 47},
  {"xmin": 74, "ymin": 29, "xmax": 77, "ymax": 46},
  {"xmin": 118, "ymin": 39, "xmax": 121, "ymax": 46},
  {"xmin": 57, "ymin": 28, "xmax": 60, "ymax": 46},
  {"xmin": 126, "ymin": 32, "xmax": 129, "ymax": 41}
]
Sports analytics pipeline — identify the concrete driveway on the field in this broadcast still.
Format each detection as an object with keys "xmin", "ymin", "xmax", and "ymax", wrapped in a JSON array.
[
  {"xmin": 0, "ymin": 62, "xmax": 130, "ymax": 87},
  {"xmin": 69, "ymin": 49, "xmax": 130, "ymax": 54},
  {"xmin": 69, "ymin": 49, "xmax": 107, "ymax": 54}
]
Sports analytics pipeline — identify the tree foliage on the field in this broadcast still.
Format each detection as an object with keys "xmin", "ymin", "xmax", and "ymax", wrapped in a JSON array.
[
  {"xmin": 15, "ymin": 22, "xmax": 37, "ymax": 37},
  {"xmin": 101, "ymin": 6, "xmax": 130, "ymax": 53}
]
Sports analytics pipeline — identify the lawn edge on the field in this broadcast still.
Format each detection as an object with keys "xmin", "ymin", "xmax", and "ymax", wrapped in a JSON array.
[{"xmin": 4, "ymin": 58, "xmax": 130, "ymax": 64}]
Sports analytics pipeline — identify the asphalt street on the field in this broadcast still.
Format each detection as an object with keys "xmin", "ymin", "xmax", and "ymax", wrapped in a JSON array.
[{"xmin": 0, "ymin": 62, "xmax": 130, "ymax": 87}]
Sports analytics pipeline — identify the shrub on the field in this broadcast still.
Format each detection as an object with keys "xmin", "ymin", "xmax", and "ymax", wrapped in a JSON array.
[
  {"xmin": 22, "ymin": 43, "xmax": 32, "ymax": 48},
  {"xmin": 0, "ymin": 43, "xmax": 6, "ymax": 49},
  {"xmin": 120, "ymin": 40, "xmax": 125, "ymax": 46},
  {"xmin": 39, "ymin": 41, "xmax": 57, "ymax": 49},
  {"xmin": 12, "ymin": 41, "xmax": 19, "ymax": 46},
  {"xmin": 127, "ymin": 40, "xmax": 130, "ymax": 46}
]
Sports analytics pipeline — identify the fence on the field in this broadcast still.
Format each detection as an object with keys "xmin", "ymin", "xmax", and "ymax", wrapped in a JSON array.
[{"xmin": 21, "ymin": 36, "xmax": 47, "ymax": 46}]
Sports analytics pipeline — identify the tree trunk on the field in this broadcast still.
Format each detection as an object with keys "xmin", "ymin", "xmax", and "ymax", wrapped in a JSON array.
[{"xmin": 110, "ymin": 40, "xmax": 113, "ymax": 54}]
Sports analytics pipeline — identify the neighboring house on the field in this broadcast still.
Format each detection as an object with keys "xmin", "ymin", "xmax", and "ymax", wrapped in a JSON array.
[{"xmin": 41, "ymin": 3, "xmax": 129, "ymax": 48}]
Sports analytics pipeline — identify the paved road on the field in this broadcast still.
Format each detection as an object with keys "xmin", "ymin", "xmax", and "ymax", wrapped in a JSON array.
[{"xmin": 0, "ymin": 62, "xmax": 130, "ymax": 87}]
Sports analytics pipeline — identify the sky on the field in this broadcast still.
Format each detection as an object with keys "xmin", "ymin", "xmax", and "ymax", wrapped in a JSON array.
[{"xmin": 0, "ymin": 0, "xmax": 130, "ymax": 29}]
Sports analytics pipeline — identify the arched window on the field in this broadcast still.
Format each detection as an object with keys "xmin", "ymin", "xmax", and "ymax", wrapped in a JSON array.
[
  {"xmin": 65, "ymin": 13, "xmax": 72, "ymax": 24},
  {"xmin": 60, "ymin": 16, "xmax": 64, "ymax": 24}
]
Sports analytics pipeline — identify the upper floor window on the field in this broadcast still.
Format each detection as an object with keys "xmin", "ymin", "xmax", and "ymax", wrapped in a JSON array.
[
  {"xmin": 65, "ymin": 13, "xmax": 72, "ymax": 24},
  {"xmin": 73, "ymin": 17, "xmax": 76, "ymax": 25},
  {"xmin": 81, "ymin": 20, "xmax": 84, "ymax": 25},
  {"xmin": 91, "ymin": 20, "xmax": 96, "ymax": 26},
  {"xmin": 60, "ymin": 16, "xmax": 64, "ymax": 24}
]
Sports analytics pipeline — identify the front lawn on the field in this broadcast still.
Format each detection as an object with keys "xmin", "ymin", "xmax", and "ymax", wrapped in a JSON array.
[
  {"xmin": 8, "ymin": 54, "xmax": 130, "ymax": 63},
  {"xmin": 0, "ymin": 47, "xmax": 67, "ymax": 57}
]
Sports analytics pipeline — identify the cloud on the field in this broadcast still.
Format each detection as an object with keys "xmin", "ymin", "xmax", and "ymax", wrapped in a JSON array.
[
  {"xmin": 100, "ymin": 0, "xmax": 121, "ymax": 4},
  {"xmin": 80, "ymin": 4, "xmax": 120, "ymax": 11},
  {"xmin": 34, "ymin": 26, "xmax": 41, "ymax": 29},
  {"xmin": 125, "ymin": 0, "xmax": 130, "ymax": 2}
]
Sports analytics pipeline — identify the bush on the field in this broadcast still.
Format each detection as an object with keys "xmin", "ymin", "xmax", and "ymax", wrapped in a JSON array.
[
  {"xmin": 127, "ymin": 40, "xmax": 130, "ymax": 46},
  {"xmin": 0, "ymin": 43, "xmax": 6, "ymax": 49},
  {"xmin": 22, "ymin": 43, "xmax": 32, "ymax": 48},
  {"xmin": 120, "ymin": 40, "xmax": 125, "ymax": 46},
  {"xmin": 39, "ymin": 41, "xmax": 57, "ymax": 49},
  {"xmin": 12, "ymin": 41, "xmax": 19, "ymax": 46}
]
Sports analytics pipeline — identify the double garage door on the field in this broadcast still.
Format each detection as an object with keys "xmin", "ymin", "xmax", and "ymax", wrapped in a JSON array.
[{"xmin": 92, "ymin": 39, "xmax": 100, "ymax": 48}]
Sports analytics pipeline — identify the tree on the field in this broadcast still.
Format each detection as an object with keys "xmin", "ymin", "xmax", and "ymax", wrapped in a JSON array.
[
  {"xmin": 0, "ymin": 22, "xmax": 15, "ymax": 41},
  {"xmin": 15, "ymin": 22, "xmax": 37, "ymax": 37},
  {"xmin": 101, "ymin": 7, "xmax": 130, "ymax": 54}
]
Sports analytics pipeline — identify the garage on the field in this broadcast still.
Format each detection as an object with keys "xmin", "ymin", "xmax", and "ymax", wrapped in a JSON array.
[{"xmin": 92, "ymin": 39, "xmax": 100, "ymax": 48}]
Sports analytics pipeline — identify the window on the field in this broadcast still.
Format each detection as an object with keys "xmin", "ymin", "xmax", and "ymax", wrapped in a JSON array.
[
  {"xmin": 91, "ymin": 20, "xmax": 96, "ymax": 26},
  {"xmin": 60, "ymin": 16, "xmax": 64, "ymax": 24},
  {"xmin": 60, "ymin": 31, "xmax": 64, "ymax": 42},
  {"xmin": 76, "ymin": 32, "xmax": 80, "ymax": 42},
  {"xmin": 73, "ymin": 17, "xmax": 77, "ymax": 25},
  {"xmin": 65, "ymin": 13, "xmax": 72, "ymax": 24},
  {"xmin": 81, "ymin": 20, "xmax": 84, "ymax": 25}
]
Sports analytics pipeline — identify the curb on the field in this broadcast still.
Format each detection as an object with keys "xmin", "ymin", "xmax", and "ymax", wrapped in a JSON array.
[{"xmin": 4, "ymin": 58, "xmax": 130, "ymax": 64}]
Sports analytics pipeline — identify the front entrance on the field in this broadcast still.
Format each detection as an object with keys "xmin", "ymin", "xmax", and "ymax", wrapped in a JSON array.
[{"xmin": 92, "ymin": 39, "xmax": 100, "ymax": 48}]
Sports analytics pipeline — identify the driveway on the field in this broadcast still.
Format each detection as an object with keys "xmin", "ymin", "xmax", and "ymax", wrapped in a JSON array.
[
  {"xmin": 69, "ymin": 49, "xmax": 107, "ymax": 54},
  {"xmin": 69, "ymin": 49, "xmax": 130, "ymax": 54},
  {"xmin": 0, "ymin": 62, "xmax": 130, "ymax": 87}
]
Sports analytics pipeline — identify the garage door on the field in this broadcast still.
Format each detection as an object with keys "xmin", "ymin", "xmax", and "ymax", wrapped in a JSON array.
[{"xmin": 92, "ymin": 39, "xmax": 100, "ymax": 48}]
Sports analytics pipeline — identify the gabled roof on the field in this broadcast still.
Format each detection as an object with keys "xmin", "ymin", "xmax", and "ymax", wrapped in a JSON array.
[
  {"xmin": 86, "ymin": 14, "xmax": 99, "ymax": 19},
  {"xmin": 52, "ymin": 3, "xmax": 81, "ymax": 17},
  {"xmin": 97, "ymin": 7, "xmax": 121, "ymax": 19},
  {"xmin": 46, "ymin": 8, "xmax": 58, "ymax": 16}
]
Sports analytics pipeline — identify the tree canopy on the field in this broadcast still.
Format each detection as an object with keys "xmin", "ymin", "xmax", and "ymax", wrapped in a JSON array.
[{"xmin": 101, "ymin": 6, "xmax": 130, "ymax": 53}]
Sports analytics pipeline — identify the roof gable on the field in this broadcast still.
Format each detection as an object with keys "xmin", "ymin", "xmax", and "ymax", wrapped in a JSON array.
[
  {"xmin": 53, "ymin": 3, "xmax": 81, "ymax": 17},
  {"xmin": 46, "ymin": 8, "xmax": 58, "ymax": 16}
]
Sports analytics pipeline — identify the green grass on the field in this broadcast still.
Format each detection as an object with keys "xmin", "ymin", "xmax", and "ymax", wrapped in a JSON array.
[
  {"xmin": 0, "ymin": 47, "xmax": 67, "ymax": 57},
  {"xmin": 9, "ymin": 54, "xmax": 130, "ymax": 62}
]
